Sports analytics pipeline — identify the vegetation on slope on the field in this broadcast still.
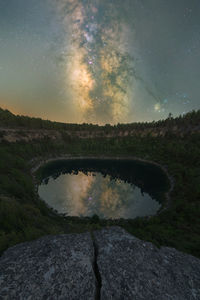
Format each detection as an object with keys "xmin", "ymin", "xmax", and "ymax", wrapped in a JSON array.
[
  {"xmin": 0, "ymin": 107, "xmax": 200, "ymax": 132},
  {"xmin": 0, "ymin": 108, "xmax": 199, "ymax": 257}
]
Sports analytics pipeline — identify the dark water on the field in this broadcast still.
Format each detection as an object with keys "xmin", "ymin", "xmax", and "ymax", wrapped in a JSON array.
[{"xmin": 38, "ymin": 159, "xmax": 170, "ymax": 219}]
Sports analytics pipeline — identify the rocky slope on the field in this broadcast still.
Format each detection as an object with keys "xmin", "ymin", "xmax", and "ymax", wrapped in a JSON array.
[
  {"xmin": 0, "ymin": 124, "xmax": 200, "ymax": 143},
  {"xmin": 0, "ymin": 227, "xmax": 200, "ymax": 299}
]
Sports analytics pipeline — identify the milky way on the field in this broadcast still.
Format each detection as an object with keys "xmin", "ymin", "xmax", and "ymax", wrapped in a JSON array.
[
  {"xmin": 0, "ymin": 0, "xmax": 200, "ymax": 123},
  {"xmin": 55, "ymin": 0, "xmax": 137, "ymax": 123}
]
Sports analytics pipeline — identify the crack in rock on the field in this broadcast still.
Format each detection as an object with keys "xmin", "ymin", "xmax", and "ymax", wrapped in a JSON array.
[
  {"xmin": 0, "ymin": 227, "xmax": 200, "ymax": 300},
  {"xmin": 91, "ymin": 231, "xmax": 102, "ymax": 300}
]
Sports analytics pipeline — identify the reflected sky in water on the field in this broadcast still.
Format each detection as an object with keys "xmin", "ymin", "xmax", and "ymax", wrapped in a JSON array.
[{"xmin": 38, "ymin": 171, "xmax": 161, "ymax": 219}]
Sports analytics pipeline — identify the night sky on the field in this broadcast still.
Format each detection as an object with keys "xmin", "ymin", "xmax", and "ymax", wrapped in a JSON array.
[{"xmin": 0, "ymin": 0, "xmax": 200, "ymax": 124}]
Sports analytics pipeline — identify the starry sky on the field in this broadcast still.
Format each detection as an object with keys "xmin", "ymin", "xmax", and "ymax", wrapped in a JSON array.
[{"xmin": 0, "ymin": 0, "xmax": 200, "ymax": 124}]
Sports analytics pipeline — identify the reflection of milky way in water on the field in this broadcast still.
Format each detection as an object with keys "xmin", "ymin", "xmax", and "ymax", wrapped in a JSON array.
[
  {"xmin": 55, "ymin": 0, "xmax": 135, "ymax": 124},
  {"xmin": 38, "ymin": 171, "xmax": 161, "ymax": 219}
]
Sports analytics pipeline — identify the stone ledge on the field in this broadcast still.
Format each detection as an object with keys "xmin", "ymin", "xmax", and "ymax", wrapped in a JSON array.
[
  {"xmin": 94, "ymin": 227, "xmax": 200, "ymax": 300},
  {"xmin": 0, "ymin": 233, "xmax": 96, "ymax": 300},
  {"xmin": 0, "ymin": 227, "xmax": 200, "ymax": 299}
]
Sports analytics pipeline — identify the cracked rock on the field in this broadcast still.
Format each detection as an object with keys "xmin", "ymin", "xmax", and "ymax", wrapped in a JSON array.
[
  {"xmin": 94, "ymin": 226, "xmax": 200, "ymax": 300},
  {"xmin": 0, "ymin": 227, "xmax": 200, "ymax": 299}
]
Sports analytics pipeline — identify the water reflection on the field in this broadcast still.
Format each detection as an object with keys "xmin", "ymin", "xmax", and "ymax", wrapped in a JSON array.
[{"xmin": 38, "ymin": 170, "xmax": 161, "ymax": 219}]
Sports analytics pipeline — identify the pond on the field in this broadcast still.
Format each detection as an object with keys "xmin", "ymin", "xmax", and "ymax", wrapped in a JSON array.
[{"xmin": 38, "ymin": 158, "xmax": 170, "ymax": 219}]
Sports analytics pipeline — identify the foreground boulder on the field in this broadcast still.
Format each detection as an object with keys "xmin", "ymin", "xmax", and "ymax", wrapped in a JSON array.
[
  {"xmin": 0, "ymin": 233, "xmax": 96, "ymax": 299},
  {"xmin": 0, "ymin": 227, "xmax": 200, "ymax": 299},
  {"xmin": 94, "ymin": 227, "xmax": 200, "ymax": 300}
]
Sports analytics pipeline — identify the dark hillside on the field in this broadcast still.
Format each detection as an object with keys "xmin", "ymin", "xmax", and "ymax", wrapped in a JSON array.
[{"xmin": 0, "ymin": 107, "xmax": 199, "ymax": 258}]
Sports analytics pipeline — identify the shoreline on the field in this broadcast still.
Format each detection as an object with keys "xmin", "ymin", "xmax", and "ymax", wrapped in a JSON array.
[{"xmin": 30, "ymin": 155, "xmax": 174, "ymax": 214}]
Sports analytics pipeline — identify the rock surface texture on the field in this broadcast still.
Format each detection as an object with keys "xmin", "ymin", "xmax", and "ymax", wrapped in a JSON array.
[
  {"xmin": 0, "ymin": 227, "xmax": 200, "ymax": 300},
  {"xmin": 0, "ymin": 233, "xmax": 96, "ymax": 300},
  {"xmin": 94, "ymin": 227, "xmax": 200, "ymax": 300}
]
